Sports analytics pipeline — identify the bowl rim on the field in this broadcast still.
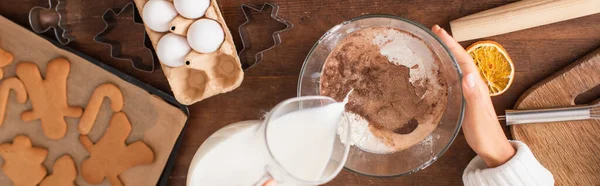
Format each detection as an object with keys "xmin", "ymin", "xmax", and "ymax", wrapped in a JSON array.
[{"xmin": 296, "ymin": 14, "xmax": 466, "ymax": 178}]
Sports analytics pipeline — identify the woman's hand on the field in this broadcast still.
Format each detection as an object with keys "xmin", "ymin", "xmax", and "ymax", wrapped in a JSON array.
[
  {"xmin": 432, "ymin": 25, "xmax": 515, "ymax": 168},
  {"xmin": 262, "ymin": 179, "xmax": 276, "ymax": 186}
]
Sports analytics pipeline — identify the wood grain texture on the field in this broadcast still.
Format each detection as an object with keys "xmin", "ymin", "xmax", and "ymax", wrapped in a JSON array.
[
  {"xmin": 1, "ymin": 0, "xmax": 599, "ymax": 185},
  {"xmin": 511, "ymin": 48, "xmax": 600, "ymax": 186},
  {"xmin": 450, "ymin": 0, "xmax": 600, "ymax": 42}
]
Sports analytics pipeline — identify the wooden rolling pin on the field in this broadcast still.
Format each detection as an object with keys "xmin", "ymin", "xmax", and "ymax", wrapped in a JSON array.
[{"xmin": 450, "ymin": 0, "xmax": 600, "ymax": 42}]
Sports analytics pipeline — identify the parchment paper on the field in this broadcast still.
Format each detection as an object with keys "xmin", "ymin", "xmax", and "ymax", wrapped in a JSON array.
[{"xmin": 0, "ymin": 16, "xmax": 188, "ymax": 186}]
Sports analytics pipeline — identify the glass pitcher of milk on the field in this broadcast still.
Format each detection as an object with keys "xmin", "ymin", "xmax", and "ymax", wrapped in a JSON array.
[{"xmin": 187, "ymin": 96, "xmax": 351, "ymax": 186}]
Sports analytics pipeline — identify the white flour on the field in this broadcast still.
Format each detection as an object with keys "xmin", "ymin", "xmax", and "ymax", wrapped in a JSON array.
[
  {"xmin": 373, "ymin": 29, "xmax": 437, "ymax": 86},
  {"xmin": 337, "ymin": 112, "xmax": 396, "ymax": 154}
]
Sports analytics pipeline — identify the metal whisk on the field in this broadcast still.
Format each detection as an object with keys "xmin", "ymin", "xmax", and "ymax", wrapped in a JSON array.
[{"xmin": 498, "ymin": 104, "xmax": 600, "ymax": 125}]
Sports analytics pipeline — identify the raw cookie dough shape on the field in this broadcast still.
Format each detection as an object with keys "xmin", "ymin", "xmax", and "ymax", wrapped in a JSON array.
[
  {"xmin": 0, "ymin": 47, "xmax": 14, "ymax": 79},
  {"xmin": 79, "ymin": 83, "xmax": 124, "ymax": 135},
  {"xmin": 0, "ymin": 77, "xmax": 27, "ymax": 126},
  {"xmin": 79, "ymin": 112, "xmax": 154, "ymax": 186},
  {"xmin": 40, "ymin": 155, "xmax": 76, "ymax": 186},
  {"xmin": 0, "ymin": 135, "xmax": 48, "ymax": 186},
  {"xmin": 16, "ymin": 58, "xmax": 83, "ymax": 140}
]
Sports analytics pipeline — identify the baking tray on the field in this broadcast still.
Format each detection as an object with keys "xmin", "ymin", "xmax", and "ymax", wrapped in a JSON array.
[{"xmin": 7, "ymin": 17, "xmax": 188, "ymax": 186}]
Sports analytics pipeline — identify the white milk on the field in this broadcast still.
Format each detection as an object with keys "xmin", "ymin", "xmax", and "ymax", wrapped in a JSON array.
[
  {"xmin": 266, "ymin": 103, "xmax": 346, "ymax": 181},
  {"xmin": 187, "ymin": 102, "xmax": 346, "ymax": 186},
  {"xmin": 187, "ymin": 121, "xmax": 267, "ymax": 186}
]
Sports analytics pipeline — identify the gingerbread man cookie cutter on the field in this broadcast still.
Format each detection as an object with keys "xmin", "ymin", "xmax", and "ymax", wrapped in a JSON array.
[
  {"xmin": 238, "ymin": 3, "xmax": 293, "ymax": 69},
  {"xmin": 29, "ymin": 0, "xmax": 73, "ymax": 45},
  {"xmin": 93, "ymin": 2, "xmax": 158, "ymax": 72}
]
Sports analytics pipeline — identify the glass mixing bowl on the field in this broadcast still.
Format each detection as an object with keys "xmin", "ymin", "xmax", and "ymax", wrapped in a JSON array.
[{"xmin": 297, "ymin": 15, "xmax": 465, "ymax": 177}]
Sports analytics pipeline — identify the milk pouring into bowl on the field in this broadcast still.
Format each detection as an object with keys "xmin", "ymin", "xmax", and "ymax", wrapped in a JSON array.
[{"xmin": 187, "ymin": 95, "xmax": 352, "ymax": 186}]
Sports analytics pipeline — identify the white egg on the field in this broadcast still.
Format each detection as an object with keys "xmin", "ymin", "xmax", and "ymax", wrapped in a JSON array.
[
  {"xmin": 173, "ymin": 0, "xmax": 210, "ymax": 19},
  {"xmin": 187, "ymin": 19, "xmax": 224, "ymax": 53},
  {"xmin": 142, "ymin": 0, "xmax": 178, "ymax": 32},
  {"xmin": 157, "ymin": 33, "xmax": 191, "ymax": 67}
]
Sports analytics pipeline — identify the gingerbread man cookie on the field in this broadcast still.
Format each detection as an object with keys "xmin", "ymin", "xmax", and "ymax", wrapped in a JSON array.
[
  {"xmin": 39, "ymin": 155, "xmax": 76, "ymax": 186},
  {"xmin": 79, "ymin": 83, "xmax": 124, "ymax": 135},
  {"xmin": 0, "ymin": 47, "xmax": 14, "ymax": 79},
  {"xmin": 0, "ymin": 77, "xmax": 27, "ymax": 126},
  {"xmin": 0, "ymin": 135, "xmax": 48, "ymax": 186},
  {"xmin": 80, "ymin": 112, "xmax": 154, "ymax": 186},
  {"xmin": 16, "ymin": 58, "xmax": 83, "ymax": 140}
]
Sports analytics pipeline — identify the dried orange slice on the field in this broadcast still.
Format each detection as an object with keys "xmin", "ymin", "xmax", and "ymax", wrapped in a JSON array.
[{"xmin": 466, "ymin": 41, "xmax": 514, "ymax": 96}]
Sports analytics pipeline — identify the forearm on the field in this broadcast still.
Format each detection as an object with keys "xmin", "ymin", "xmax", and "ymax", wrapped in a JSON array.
[
  {"xmin": 467, "ymin": 126, "xmax": 515, "ymax": 168},
  {"xmin": 462, "ymin": 116, "xmax": 515, "ymax": 168}
]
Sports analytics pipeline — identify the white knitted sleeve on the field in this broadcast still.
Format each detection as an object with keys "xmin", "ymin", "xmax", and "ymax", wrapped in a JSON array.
[{"xmin": 462, "ymin": 141, "xmax": 554, "ymax": 186}]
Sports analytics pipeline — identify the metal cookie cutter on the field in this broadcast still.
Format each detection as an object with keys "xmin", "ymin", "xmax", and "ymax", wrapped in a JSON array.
[
  {"xmin": 29, "ymin": 0, "xmax": 73, "ymax": 45},
  {"xmin": 93, "ymin": 2, "xmax": 157, "ymax": 72},
  {"xmin": 238, "ymin": 3, "xmax": 293, "ymax": 69}
]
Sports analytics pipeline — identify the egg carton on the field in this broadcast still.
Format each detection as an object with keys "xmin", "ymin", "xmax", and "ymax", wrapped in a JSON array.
[{"xmin": 133, "ymin": 0, "xmax": 244, "ymax": 105}]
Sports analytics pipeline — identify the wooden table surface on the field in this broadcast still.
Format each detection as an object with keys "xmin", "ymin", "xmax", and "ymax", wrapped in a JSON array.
[{"xmin": 2, "ymin": 0, "xmax": 600, "ymax": 185}]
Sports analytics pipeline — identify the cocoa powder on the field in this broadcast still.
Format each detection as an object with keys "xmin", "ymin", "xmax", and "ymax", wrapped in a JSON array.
[{"xmin": 320, "ymin": 26, "xmax": 448, "ymax": 151}]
